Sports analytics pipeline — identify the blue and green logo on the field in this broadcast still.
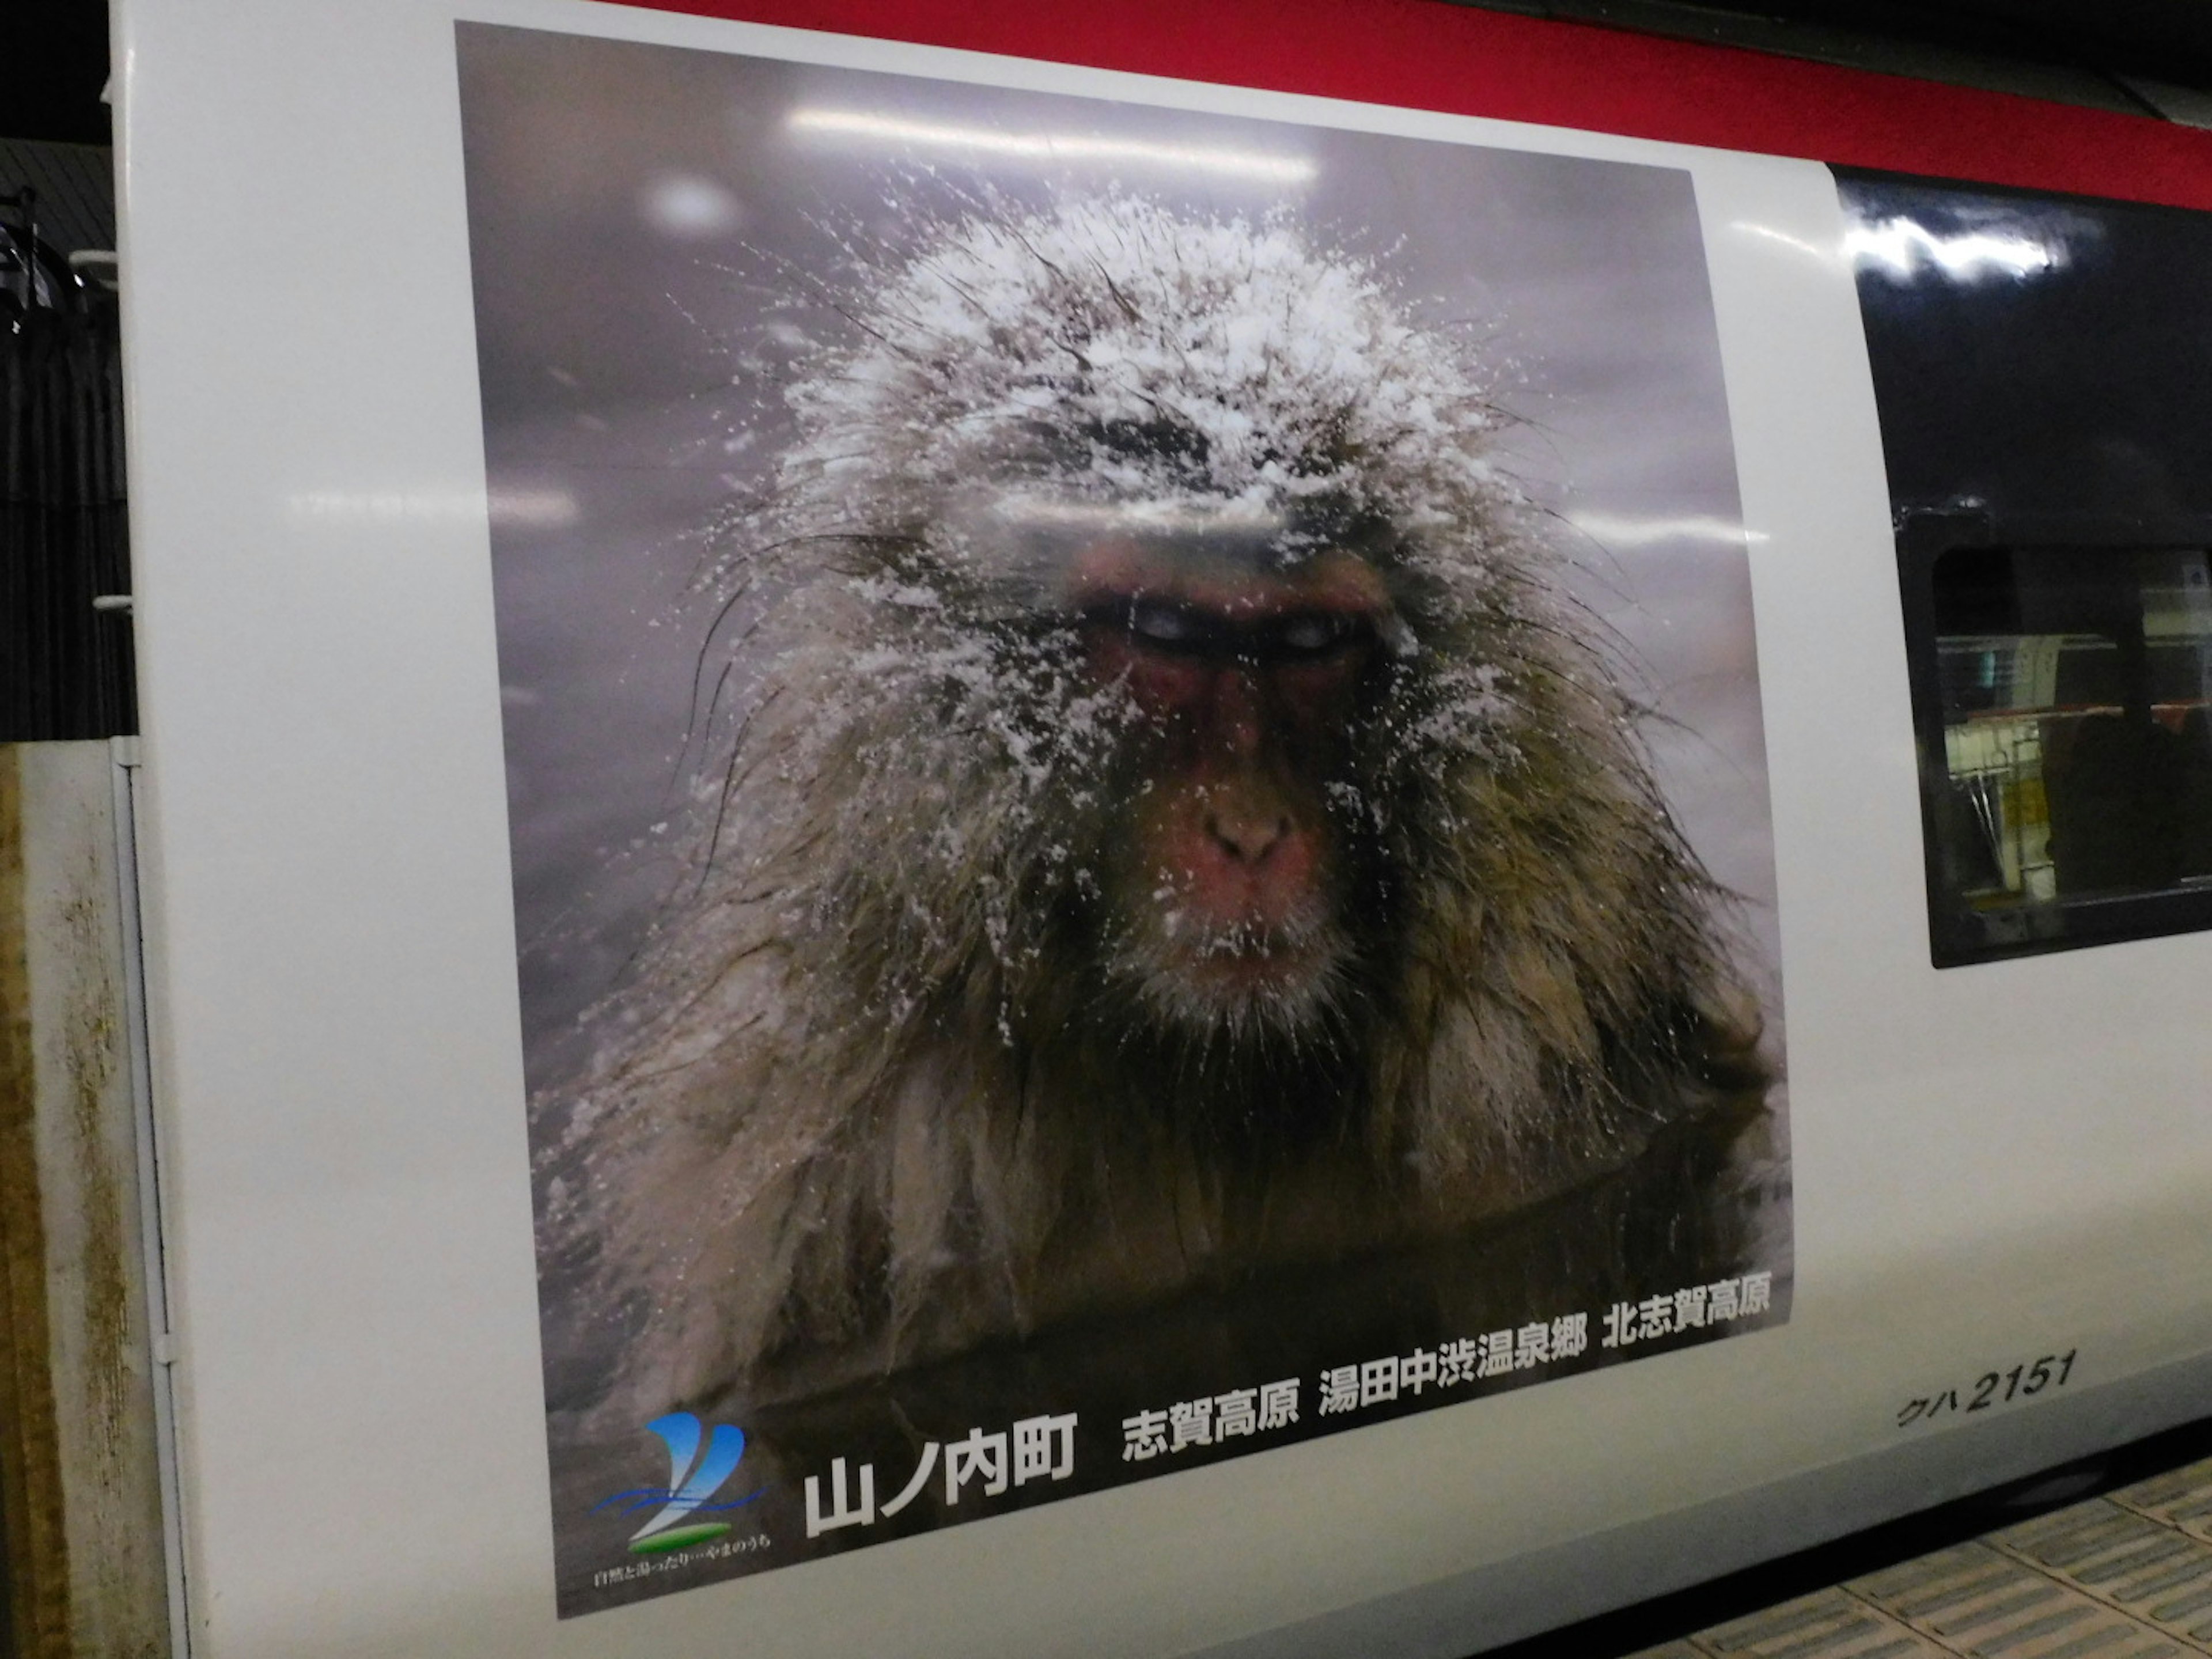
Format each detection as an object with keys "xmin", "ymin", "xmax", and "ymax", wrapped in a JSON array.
[{"xmin": 593, "ymin": 1412, "xmax": 764, "ymax": 1554}]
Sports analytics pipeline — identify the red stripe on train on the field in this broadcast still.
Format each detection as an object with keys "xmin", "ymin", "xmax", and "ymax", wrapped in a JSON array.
[{"xmin": 597, "ymin": 0, "xmax": 2212, "ymax": 209}]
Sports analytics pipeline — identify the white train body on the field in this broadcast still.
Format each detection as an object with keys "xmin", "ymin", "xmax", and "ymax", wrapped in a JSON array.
[{"xmin": 103, "ymin": 0, "xmax": 2212, "ymax": 1653}]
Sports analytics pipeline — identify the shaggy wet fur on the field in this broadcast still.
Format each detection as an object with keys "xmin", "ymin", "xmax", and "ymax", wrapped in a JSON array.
[{"xmin": 539, "ymin": 198, "xmax": 1771, "ymax": 1417}]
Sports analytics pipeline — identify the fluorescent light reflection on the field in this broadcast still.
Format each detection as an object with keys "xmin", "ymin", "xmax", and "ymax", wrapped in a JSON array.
[
  {"xmin": 286, "ymin": 488, "xmax": 579, "ymax": 530},
  {"xmin": 1568, "ymin": 512, "xmax": 1749, "ymax": 551},
  {"xmin": 986, "ymin": 495, "xmax": 1285, "ymax": 537},
  {"xmin": 1729, "ymin": 221, "xmax": 1834, "ymax": 263},
  {"xmin": 1844, "ymin": 216, "xmax": 2056, "ymax": 281},
  {"xmin": 786, "ymin": 109, "xmax": 1316, "ymax": 185},
  {"xmin": 642, "ymin": 174, "xmax": 743, "ymax": 240}
]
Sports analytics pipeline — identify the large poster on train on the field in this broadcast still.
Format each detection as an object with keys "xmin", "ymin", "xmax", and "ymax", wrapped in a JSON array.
[{"xmin": 454, "ymin": 22, "xmax": 1792, "ymax": 1615}]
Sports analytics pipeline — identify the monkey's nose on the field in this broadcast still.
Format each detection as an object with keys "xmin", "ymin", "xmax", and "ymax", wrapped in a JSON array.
[{"xmin": 1205, "ymin": 810, "xmax": 1291, "ymax": 865}]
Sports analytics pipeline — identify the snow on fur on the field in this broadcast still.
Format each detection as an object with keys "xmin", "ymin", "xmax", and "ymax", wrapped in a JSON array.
[
  {"xmin": 538, "ymin": 195, "xmax": 1767, "ymax": 1418},
  {"xmin": 764, "ymin": 196, "xmax": 1517, "ymax": 562}
]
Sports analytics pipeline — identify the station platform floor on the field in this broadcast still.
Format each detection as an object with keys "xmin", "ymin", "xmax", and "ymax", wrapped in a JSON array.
[{"xmin": 1633, "ymin": 1453, "xmax": 2212, "ymax": 1659}]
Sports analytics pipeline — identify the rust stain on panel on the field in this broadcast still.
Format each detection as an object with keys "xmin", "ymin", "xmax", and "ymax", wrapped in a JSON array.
[
  {"xmin": 56, "ymin": 824, "xmax": 156, "ymax": 1656},
  {"xmin": 0, "ymin": 746, "xmax": 72, "ymax": 1658},
  {"xmin": 3, "ymin": 743, "xmax": 171, "ymax": 1657},
  {"xmin": 24, "ymin": 744, "xmax": 169, "ymax": 1658}
]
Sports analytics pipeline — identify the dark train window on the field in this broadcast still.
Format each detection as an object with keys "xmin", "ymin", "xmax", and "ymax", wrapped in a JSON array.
[{"xmin": 1904, "ymin": 534, "xmax": 2212, "ymax": 965}]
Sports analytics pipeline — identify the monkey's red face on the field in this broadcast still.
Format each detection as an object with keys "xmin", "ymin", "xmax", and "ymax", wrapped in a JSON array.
[{"xmin": 1071, "ymin": 541, "xmax": 1391, "ymax": 1027}]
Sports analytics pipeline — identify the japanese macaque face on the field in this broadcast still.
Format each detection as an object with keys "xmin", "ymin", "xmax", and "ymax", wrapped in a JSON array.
[{"xmin": 1070, "ymin": 540, "xmax": 1392, "ymax": 1034}]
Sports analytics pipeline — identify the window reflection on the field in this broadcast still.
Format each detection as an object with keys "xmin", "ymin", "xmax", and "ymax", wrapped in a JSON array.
[{"xmin": 1921, "ymin": 545, "xmax": 2212, "ymax": 961}]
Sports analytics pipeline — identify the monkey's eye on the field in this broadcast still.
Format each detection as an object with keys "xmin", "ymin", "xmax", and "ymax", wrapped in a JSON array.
[
  {"xmin": 1125, "ymin": 599, "xmax": 1212, "ymax": 650},
  {"xmin": 1270, "ymin": 612, "xmax": 1367, "ymax": 659}
]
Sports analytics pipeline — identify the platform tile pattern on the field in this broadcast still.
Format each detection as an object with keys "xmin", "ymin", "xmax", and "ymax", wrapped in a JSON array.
[{"xmin": 1631, "ymin": 1455, "xmax": 2212, "ymax": 1658}]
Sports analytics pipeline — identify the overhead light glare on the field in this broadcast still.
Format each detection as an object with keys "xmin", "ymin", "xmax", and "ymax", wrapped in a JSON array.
[
  {"xmin": 1729, "ymin": 222, "xmax": 1831, "ymax": 262},
  {"xmin": 286, "ymin": 488, "xmax": 579, "ymax": 529},
  {"xmin": 1844, "ymin": 217, "xmax": 2056, "ymax": 281},
  {"xmin": 1567, "ymin": 512, "xmax": 1749, "ymax": 550},
  {"xmin": 985, "ymin": 495, "xmax": 1285, "ymax": 537},
  {"xmin": 786, "ymin": 109, "xmax": 1316, "ymax": 184}
]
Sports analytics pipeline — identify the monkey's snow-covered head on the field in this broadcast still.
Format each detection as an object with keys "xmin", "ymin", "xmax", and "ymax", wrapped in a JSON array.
[
  {"xmin": 768, "ymin": 193, "xmax": 1526, "ymax": 581},
  {"xmin": 728, "ymin": 196, "xmax": 1578, "ymax": 1053}
]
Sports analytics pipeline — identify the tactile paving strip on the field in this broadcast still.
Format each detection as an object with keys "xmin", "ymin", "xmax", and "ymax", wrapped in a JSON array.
[{"xmin": 1630, "ymin": 1455, "xmax": 2212, "ymax": 1659}]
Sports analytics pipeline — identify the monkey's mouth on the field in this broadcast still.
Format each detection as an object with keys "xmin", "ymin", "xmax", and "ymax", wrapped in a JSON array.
[{"xmin": 1111, "ymin": 903, "xmax": 1351, "ymax": 1036}]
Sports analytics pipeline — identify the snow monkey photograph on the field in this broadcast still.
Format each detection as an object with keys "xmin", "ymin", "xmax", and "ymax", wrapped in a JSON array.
[{"xmin": 454, "ymin": 23, "xmax": 1789, "ymax": 1603}]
